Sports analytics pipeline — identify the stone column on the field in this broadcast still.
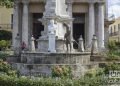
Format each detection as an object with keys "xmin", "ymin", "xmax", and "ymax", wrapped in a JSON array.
[
  {"xmin": 98, "ymin": 3, "xmax": 105, "ymax": 49},
  {"xmin": 12, "ymin": 1, "xmax": 19, "ymax": 49},
  {"xmin": 87, "ymin": 2, "xmax": 95, "ymax": 48},
  {"xmin": 22, "ymin": 1, "xmax": 29, "ymax": 49}
]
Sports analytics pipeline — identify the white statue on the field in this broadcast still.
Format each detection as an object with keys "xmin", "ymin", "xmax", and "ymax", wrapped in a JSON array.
[
  {"xmin": 30, "ymin": 35, "xmax": 35, "ymax": 52},
  {"xmin": 48, "ymin": 20, "xmax": 56, "ymax": 35},
  {"xmin": 48, "ymin": 20, "xmax": 57, "ymax": 53}
]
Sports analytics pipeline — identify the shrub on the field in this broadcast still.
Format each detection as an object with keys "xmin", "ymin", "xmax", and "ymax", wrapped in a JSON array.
[
  {"xmin": 104, "ymin": 63, "xmax": 120, "ymax": 74},
  {"xmin": 0, "ymin": 40, "xmax": 11, "ymax": 50},
  {"xmin": 0, "ymin": 74, "xmax": 107, "ymax": 86},
  {"xmin": 52, "ymin": 65, "xmax": 72, "ymax": 78},
  {"xmin": 0, "ymin": 52, "xmax": 9, "ymax": 61},
  {"xmin": 108, "ymin": 41, "xmax": 117, "ymax": 50},
  {"xmin": 105, "ymin": 41, "xmax": 120, "ymax": 61},
  {"xmin": 0, "ymin": 30, "xmax": 12, "ymax": 40},
  {"xmin": 0, "ymin": 59, "xmax": 17, "ymax": 77}
]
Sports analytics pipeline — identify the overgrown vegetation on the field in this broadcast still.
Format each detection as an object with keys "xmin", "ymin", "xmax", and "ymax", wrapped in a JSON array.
[
  {"xmin": 0, "ymin": 30, "xmax": 12, "ymax": 50},
  {"xmin": 0, "ymin": 40, "xmax": 11, "ymax": 50},
  {"xmin": 0, "ymin": 73, "xmax": 106, "ymax": 86},
  {"xmin": 0, "ymin": 52, "xmax": 9, "ymax": 61},
  {"xmin": 0, "ymin": 0, "xmax": 13, "ymax": 8},
  {"xmin": 52, "ymin": 65, "xmax": 72, "ymax": 78},
  {"xmin": 105, "ymin": 41, "xmax": 120, "ymax": 60},
  {"xmin": 104, "ymin": 62, "xmax": 120, "ymax": 74},
  {"xmin": 1, "ymin": 58, "xmax": 120, "ymax": 85},
  {"xmin": 0, "ymin": 59, "xmax": 17, "ymax": 77}
]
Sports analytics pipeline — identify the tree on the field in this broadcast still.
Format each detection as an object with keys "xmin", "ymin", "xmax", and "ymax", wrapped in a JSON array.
[{"xmin": 0, "ymin": 0, "xmax": 13, "ymax": 8}]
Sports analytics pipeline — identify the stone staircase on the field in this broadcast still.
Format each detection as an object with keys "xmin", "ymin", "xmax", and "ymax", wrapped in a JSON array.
[{"xmin": 11, "ymin": 52, "xmax": 92, "ymax": 77}]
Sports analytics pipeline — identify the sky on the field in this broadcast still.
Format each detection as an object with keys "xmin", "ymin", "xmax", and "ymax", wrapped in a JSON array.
[{"xmin": 108, "ymin": 0, "xmax": 120, "ymax": 18}]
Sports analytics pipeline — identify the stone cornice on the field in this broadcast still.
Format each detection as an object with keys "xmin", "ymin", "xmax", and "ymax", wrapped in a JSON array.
[
  {"xmin": 16, "ymin": 0, "xmax": 105, "ymax": 4},
  {"xmin": 73, "ymin": 0, "xmax": 105, "ymax": 4},
  {"xmin": 16, "ymin": 0, "xmax": 45, "ymax": 3}
]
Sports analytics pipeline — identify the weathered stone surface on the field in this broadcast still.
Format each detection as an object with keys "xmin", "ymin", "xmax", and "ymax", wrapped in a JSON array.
[
  {"xmin": 21, "ymin": 52, "xmax": 90, "ymax": 64},
  {"xmin": 15, "ymin": 52, "xmax": 91, "ymax": 77}
]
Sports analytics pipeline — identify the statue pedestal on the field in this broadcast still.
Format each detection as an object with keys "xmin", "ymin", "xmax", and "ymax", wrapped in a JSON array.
[
  {"xmin": 37, "ymin": 37, "xmax": 66, "ymax": 52},
  {"xmin": 56, "ymin": 39, "xmax": 65, "ymax": 52},
  {"xmin": 37, "ymin": 38, "xmax": 48, "ymax": 52},
  {"xmin": 48, "ymin": 34, "xmax": 56, "ymax": 53}
]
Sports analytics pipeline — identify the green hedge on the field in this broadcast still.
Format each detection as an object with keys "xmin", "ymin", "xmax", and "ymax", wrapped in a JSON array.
[{"xmin": 0, "ymin": 74, "xmax": 107, "ymax": 86}]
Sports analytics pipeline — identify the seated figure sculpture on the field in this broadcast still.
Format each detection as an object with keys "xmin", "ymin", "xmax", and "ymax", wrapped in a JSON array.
[{"xmin": 64, "ymin": 23, "xmax": 71, "ymax": 52}]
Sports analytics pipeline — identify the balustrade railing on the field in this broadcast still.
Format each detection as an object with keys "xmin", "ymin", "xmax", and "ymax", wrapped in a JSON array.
[{"xmin": 0, "ymin": 24, "xmax": 12, "ymax": 30}]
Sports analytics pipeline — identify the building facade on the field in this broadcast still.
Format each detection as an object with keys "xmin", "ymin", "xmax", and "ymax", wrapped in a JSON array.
[
  {"xmin": 12, "ymin": 0, "xmax": 106, "ymax": 51},
  {"xmin": 0, "ymin": 6, "xmax": 13, "ymax": 30},
  {"xmin": 109, "ymin": 17, "xmax": 120, "ymax": 42}
]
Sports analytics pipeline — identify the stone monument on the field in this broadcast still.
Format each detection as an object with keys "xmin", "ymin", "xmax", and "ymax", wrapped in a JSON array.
[
  {"xmin": 38, "ymin": 0, "xmax": 72, "ymax": 52},
  {"xmin": 11, "ymin": 0, "xmax": 96, "ymax": 78}
]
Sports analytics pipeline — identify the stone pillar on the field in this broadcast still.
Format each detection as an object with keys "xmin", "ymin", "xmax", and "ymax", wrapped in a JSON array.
[
  {"xmin": 12, "ymin": 1, "xmax": 19, "ymax": 49},
  {"xmin": 78, "ymin": 35, "xmax": 84, "ymax": 52},
  {"xmin": 91, "ymin": 35, "xmax": 98, "ymax": 55},
  {"xmin": 98, "ymin": 3, "xmax": 105, "ymax": 49},
  {"xmin": 87, "ymin": 2, "xmax": 95, "ymax": 48},
  {"xmin": 22, "ymin": 1, "xmax": 29, "ymax": 49}
]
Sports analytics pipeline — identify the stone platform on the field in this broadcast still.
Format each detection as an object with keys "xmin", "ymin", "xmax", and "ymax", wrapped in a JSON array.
[
  {"xmin": 21, "ymin": 52, "xmax": 91, "ymax": 64},
  {"xmin": 11, "ymin": 52, "xmax": 98, "ymax": 77}
]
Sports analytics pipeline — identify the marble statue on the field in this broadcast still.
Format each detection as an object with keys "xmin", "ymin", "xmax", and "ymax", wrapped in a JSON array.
[
  {"xmin": 30, "ymin": 35, "xmax": 35, "ymax": 52},
  {"xmin": 48, "ymin": 20, "xmax": 57, "ymax": 52}
]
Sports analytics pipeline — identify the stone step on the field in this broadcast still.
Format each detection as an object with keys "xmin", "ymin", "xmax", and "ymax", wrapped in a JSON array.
[{"xmin": 11, "ymin": 63, "xmax": 88, "ymax": 77}]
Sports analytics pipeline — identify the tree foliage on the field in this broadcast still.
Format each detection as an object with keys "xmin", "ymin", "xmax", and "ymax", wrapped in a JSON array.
[{"xmin": 0, "ymin": 0, "xmax": 13, "ymax": 8}]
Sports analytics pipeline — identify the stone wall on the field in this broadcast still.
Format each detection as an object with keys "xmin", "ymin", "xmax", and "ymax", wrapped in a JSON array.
[
  {"xmin": 11, "ymin": 52, "xmax": 93, "ymax": 77},
  {"xmin": 21, "ymin": 52, "xmax": 90, "ymax": 65}
]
